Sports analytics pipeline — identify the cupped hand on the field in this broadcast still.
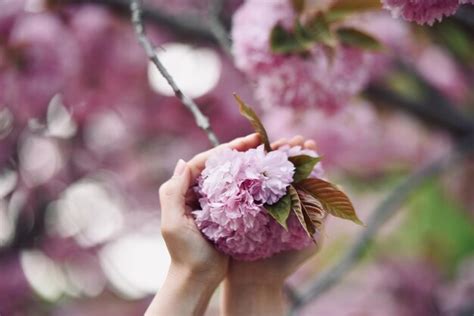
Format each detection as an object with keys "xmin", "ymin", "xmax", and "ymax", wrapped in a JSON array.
[
  {"xmin": 158, "ymin": 133, "xmax": 261, "ymax": 284},
  {"xmin": 226, "ymin": 135, "xmax": 326, "ymax": 287}
]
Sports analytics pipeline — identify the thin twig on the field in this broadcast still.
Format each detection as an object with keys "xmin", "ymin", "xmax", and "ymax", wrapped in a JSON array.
[
  {"xmin": 207, "ymin": 0, "xmax": 233, "ymax": 55},
  {"xmin": 130, "ymin": 0, "xmax": 220, "ymax": 147},
  {"xmin": 288, "ymin": 135, "xmax": 474, "ymax": 315}
]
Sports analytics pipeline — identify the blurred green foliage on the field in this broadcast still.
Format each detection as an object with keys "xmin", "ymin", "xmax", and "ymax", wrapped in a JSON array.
[{"xmin": 386, "ymin": 180, "xmax": 474, "ymax": 275}]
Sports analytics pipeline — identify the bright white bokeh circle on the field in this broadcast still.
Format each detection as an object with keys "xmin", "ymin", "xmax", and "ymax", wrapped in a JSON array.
[
  {"xmin": 20, "ymin": 250, "xmax": 67, "ymax": 301},
  {"xmin": 99, "ymin": 231, "xmax": 171, "ymax": 299},
  {"xmin": 148, "ymin": 43, "xmax": 222, "ymax": 98}
]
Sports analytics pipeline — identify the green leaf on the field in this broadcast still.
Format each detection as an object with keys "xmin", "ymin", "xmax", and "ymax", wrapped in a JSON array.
[
  {"xmin": 336, "ymin": 27, "xmax": 383, "ymax": 51},
  {"xmin": 331, "ymin": 0, "xmax": 382, "ymax": 11},
  {"xmin": 327, "ymin": 0, "xmax": 382, "ymax": 21},
  {"xmin": 270, "ymin": 14, "xmax": 335, "ymax": 55},
  {"xmin": 265, "ymin": 191, "xmax": 291, "ymax": 230},
  {"xmin": 288, "ymin": 185, "xmax": 313, "ymax": 238},
  {"xmin": 233, "ymin": 94, "xmax": 272, "ymax": 152},
  {"xmin": 297, "ymin": 189, "xmax": 326, "ymax": 231},
  {"xmin": 270, "ymin": 23, "xmax": 310, "ymax": 54},
  {"xmin": 297, "ymin": 178, "xmax": 363, "ymax": 225},
  {"xmin": 300, "ymin": 13, "xmax": 334, "ymax": 46},
  {"xmin": 390, "ymin": 182, "xmax": 474, "ymax": 272},
  {"xmin": 289, "ymin": 155, "xmax": 321, "ymax": 182}
]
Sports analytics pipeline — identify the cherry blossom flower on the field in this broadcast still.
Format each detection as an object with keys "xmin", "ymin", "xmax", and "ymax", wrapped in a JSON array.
[{"xmin": 193, "ymin": 145, "xmax": 323, "ymax": 260}]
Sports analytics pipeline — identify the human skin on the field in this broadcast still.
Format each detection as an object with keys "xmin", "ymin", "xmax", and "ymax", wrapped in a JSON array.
[
  {"xmin": 221, "ymin": 135, "xmax": 323, "ymax": 316},
  {"xmin": 145, "ymin": 134, "xmax": 322, "ymax": 316},
  {"xmin": 145, "ymin": 134, "xmax": 261, "ymax": 316}
]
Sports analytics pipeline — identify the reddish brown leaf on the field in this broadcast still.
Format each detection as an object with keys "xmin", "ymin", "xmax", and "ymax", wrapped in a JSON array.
[
  {"xmin": 291, "ymin": 0, "xmax": 306, "ymax": 13},
  {"xmin": 297, "ymin": 178, "xmax": 363, "ymax": 225},
  {"xmin": 233, "ymin": 94, "xmax": 272, "ymax": 152},
  {"xmin": 288, "ymin": 185, "xmax": 313, "ymax": 238},
  {"xmin": 297, "ymin": 189, "xmax": 326, "ymax": 230}
]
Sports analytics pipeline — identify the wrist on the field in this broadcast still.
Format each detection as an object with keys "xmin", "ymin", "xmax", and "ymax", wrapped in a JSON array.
[
  {"xmin": 223, "ymin": 278, "xmax": 284, "ymax": 296},
  {"xmin": 225, "ymin": 263, "xmax": 286, "ymax": 287},
  {"xmin": 168, "ymin": 262, "xmax": 223, "ymax": 287},
  {"xmin": 222, "ymin": 278, "xmax": 285, "ymax": 316},
  {"xmin": 145, "ymin": 265, "xmax": 220, "ymax": 316}
]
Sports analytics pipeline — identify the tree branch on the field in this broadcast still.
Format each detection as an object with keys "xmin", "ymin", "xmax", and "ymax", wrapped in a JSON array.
[
  {"xmin": 59, "ymin": 0, "xmax": 216, "ymax": 43},
  {"xmin": 288, "ymin": 135, "xmax": 474, "ymax": 315},
  {"xmin": 366, "ymin": 84, "xmax": 474, "ymax": 138},
  {"xmin": 130, "ymin": 0, "xmax": 220, "ymax": 147},
  {"xmin": 454, "ymin": 5, "xmax": 474, "ymax": 28},
  {"xmin": 206, "ymin": 0, "xmax": 233, "ymax": 55}
]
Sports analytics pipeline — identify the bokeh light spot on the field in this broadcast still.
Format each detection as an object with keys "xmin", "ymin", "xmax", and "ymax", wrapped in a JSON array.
[
  {"xmin": 148, "ymin": 43, "xmax": 221, "ymax": 98},
  {"xmin": 20, "ymin": 250, "xmax": 67, "ymax": 301},
  {"xmin": 99, "ymin": 231, "xmax": 170, "ymax": 299}
]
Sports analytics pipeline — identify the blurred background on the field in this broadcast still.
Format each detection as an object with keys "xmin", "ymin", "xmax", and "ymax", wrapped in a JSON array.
[{"xmin": 0, "ymin": 0, "xmax": 473, "ymax": 315}]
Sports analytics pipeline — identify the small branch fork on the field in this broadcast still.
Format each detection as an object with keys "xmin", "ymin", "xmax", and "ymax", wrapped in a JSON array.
[{"xmin": 130, "ymin": 0, "xmax": 220, "ymax": 147}]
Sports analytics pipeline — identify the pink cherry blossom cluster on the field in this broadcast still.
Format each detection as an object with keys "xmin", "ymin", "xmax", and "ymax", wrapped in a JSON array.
[
  {"xmin": 231, "ymin": 0, "xmax": 379, "ymax": 113},
  {"xmin": 193, "ymin": 144, "xmax": 323, "ymax": 260},
  {"xmin": 382, "ymin": 0, "xmax": 474, "ymax": 25}
]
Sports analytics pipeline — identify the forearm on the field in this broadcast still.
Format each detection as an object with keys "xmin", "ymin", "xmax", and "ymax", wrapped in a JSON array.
[
  {"xmin": 221, "ymin": 278, "xmax": 286, "ymax": 316},
  {"xmin": 145, "ymin": 266, "xmax": 219, "ymax": 316}
]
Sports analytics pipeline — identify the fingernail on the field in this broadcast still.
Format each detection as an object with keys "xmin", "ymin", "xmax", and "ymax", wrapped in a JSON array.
[{"xmin": 173, "ymin": 159, "xmax": 186, "ymax": 176}]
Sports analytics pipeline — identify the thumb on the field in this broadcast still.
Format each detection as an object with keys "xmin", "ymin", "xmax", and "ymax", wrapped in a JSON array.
[{"xmin": 159, "ymin": 159, "xmax": 192, "ymax": 223}]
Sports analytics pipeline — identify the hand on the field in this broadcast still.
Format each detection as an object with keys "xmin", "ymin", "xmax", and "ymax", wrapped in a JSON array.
[
  {"xmin": 146, "ymin": 134, "xmax": 261, "ymax": 316},
  {"xmin": 159, "ymin": 133, "xmax": 262, "ymax": 283},
  {"xmin": 222, "ymin": 135, "xmax": 325, "ymax": 316}
]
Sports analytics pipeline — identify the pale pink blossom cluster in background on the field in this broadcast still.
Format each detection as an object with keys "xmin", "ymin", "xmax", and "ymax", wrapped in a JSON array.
[
  {"xmin": 193, "ymin": 145, "xmax": 322, "ymax": 260},
  {"xmin": 413, "ymin": 45, "xmax": 469, "ymax": 103},
  {"xmin": 382, "ymin": 0, "xmax": 474, "ymax": 25},
  {"xmin": 231, "ymin": 0, "xmax": 471, "ymax": 114},
  {"xmin": 231, "ymin": 0, "xmax": 379, "ymax": 113},
  {"xmin": 263, "ymin": 100, "xmax": 450, "ymax": 174}
]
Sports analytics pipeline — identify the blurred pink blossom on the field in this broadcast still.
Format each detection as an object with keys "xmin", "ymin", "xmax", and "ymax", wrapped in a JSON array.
[
  {"xmin": 2, "ymin": 12, "xmax": 80, "ymax": 122},
  {"xmin": 0, "ymin": 256, "xmax": 31, "ymax": 315},
  {"xmin": 439, "ymin": 257, "xmax": 474, "ymax": 315},
  {"xmin": 382, "ymin": 0, "xmax": 472, "ymax": 25},
  {"xmin": 232, "ymin": 0, "xmax": 381, "ymax": 112},
  {"xmin": 263, "ymin": 100, "xmax": 450, "ymax": 175},
  {"xmin": 413, "ymin": 45, "xmax": 469, "ymax": 103}
]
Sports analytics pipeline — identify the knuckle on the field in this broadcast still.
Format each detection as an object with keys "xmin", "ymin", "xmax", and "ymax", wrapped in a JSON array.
[
  {"xmin": 159, "ymin": 181, "xmax": 175, "ymax": 198},
  {"xmin": 160, "ymin": 224, "xmax": 172, "ymax": 237},
  {"xmin": 160, "ymin": 222, "xmax": 178, "ymax": 239}
]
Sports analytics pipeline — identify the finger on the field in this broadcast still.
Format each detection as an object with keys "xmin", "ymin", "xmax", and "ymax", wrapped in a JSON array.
[
  {"xmin": 159, "ymin": 160, "xmax": 192, "ymax": 224},
  {"xmin": 228, "ymin": 133, "xmax": 261, "ymax": 151},
  {"xmin": 304, "ymin": 139, "xmax": 317, "ymax": 150},
  {"xmin": 187, "ymin": 133, "xmax": 260, "ymax": 179},
  {"xmin": 271, "ymin": 138, "xmax": 288, "ymax": 150},
  {"xmin": 289, "ymin": 135, "xmax": 304, "ymax": 147}
]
